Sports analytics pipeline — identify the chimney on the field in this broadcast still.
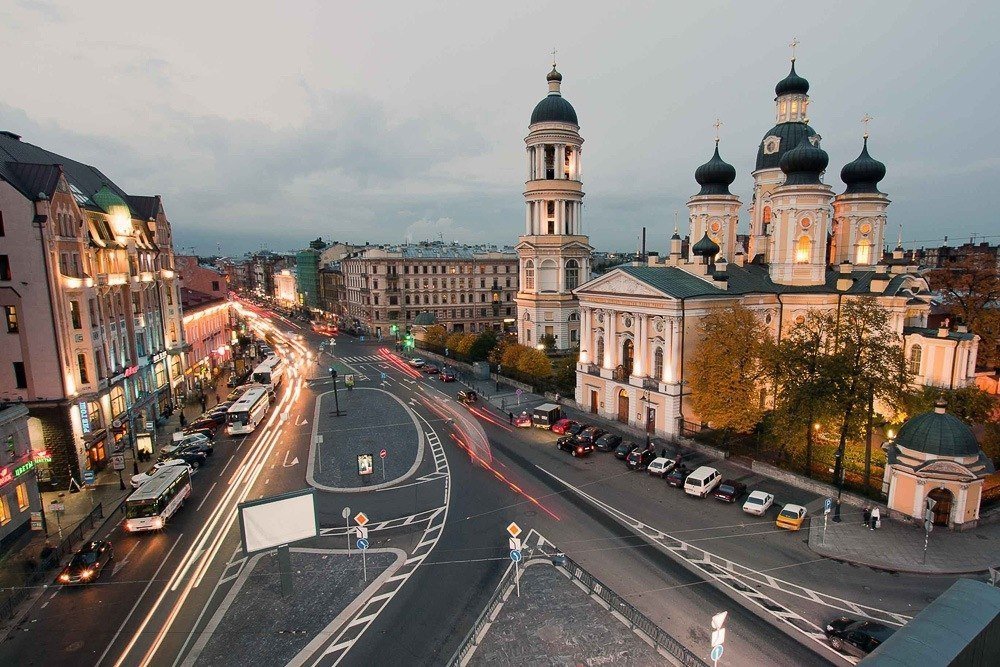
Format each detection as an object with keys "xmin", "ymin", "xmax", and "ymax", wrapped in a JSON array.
[
  {"xmin": 837, "ymin": 261, "xmax": 853, "ymax": 291},
  {"xmin": 937, "ymin": 326, "xmax": 949, "ymax": 338},
  {"xmin": 956, "ymin": 324, "xmax": 969, "ymax": 333},
  {"xmin": 732, "ymin": 249, "xmax": 745, "ymax": 267}
]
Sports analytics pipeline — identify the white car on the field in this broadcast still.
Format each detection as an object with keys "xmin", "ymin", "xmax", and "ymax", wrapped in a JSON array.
[
  {"xmin": 170, "ymin": 432, "xmax": 209, "ymax": 447},
  {"xmin": 130, "ymin": 459, "xmax": 193, "ymax": 489},
  {"xmin": 408, "ymin": 358, "xmax": 426, "ymax": 368},
  {"xmin": 647, "ymin": 457, "xmax": 676, "ymax": 477},
  {"xmin": 742, "ymin": 490, "xmax": 775, "ymax": 516}
]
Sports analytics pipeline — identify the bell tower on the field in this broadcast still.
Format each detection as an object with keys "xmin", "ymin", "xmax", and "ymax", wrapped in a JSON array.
[
  {"xmin": 831, "ymin": 128, "xmax": 889, "ymax": 268},
  {"xmin": 515, "ymin": 62, "xmax": 591, "ymax": 350},
  {"xmin": 687, "ymin": 133, "xmax": 741, "ymax": 262}
]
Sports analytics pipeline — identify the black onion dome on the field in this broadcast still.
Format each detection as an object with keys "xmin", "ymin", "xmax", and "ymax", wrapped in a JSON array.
[
  {"xmin": 694, "ymin": 142, "xmax": 736, "ymax": 195},
  {"xmin": 780, "ymin": 135, "xmax": 828, "ymax": 186},
  {"xmin": 841, "ymin": 137, "xmax": 887, "ymax": 194},
  {"xmin": 546, "ymin": 65, "xmax": 562, "ymax": 82},
  {"xmin": 691, "ymin": 232, "xmax": 720, "ymax": 257},
  {"xmin": 775, "ymin": 60, "xmax": 809, "ymax": 97},
  {"xmin": 755, "ymin": 122, "xmax": 816, "ymax": 171}
]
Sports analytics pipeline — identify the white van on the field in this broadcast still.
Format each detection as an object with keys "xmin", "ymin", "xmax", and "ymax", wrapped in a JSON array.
[{"xmin": 684, "ymin": 466, "xmax": 722, "ymax": 498}]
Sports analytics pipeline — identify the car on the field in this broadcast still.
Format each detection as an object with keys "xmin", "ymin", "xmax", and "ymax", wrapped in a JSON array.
[
  {"xmin": 514, "ymin": 412, "xmax": 532, "ymax": 428},
  {"xmin": 457, "ymin": 390, "xmax": 478, "ymax": 404},
  {"xmin": 183, "ymin": 427, "xmax": 216, "ymax": 442},
  {"xmin": 58, "ymin": 541, "xmax": 114, "ymax": 585},
  {"xmin": 160, "ymin": 450, "xmax": 207, "ymax": 469},
  {"xmin": 574, "ymin": 426, "xmax": 607, "ymax": 446},
  {"xmin": 423, "ymin": 364, "xmax": 439, "ymax": 374},
  {"xmin": 408, "ymin": 358, "xmax": 426, "ymax": 368},
  {"xmin": 175, "ymin": 442, "xmax": 214, "ymax": 457},
  {"xmin": 187, "ymin": 418, "xmax": 219, "ymax": 433},
  {"xmin": 647, "ymin": 457, "xmax": 676, "ymax": 477},
  {"xmin": 712, "ymin": 480, "xmax": 747, "ymax": 503},
  {"xmin": 550, "ymin": 419, "xmax": 578, "ymax": 435},
  {"xmin": 130, "ymin": 460, "xmax": 192, "ymax": 488},
  {"xmin": 742, "ymin": 490, "xmax": 775, "ymax": 515},
  {"xmin": 775, "ymin": 504, "xmax": 808, "ymax": 531},
  {"xmin": 565, "ymin": 422, "xmax": 588, "ymax": 439},
  {"xmin": 594, "ymin": 433, "xmax": 622, "ymax": 452},
  {"xmin": 626, "ymin": 447, "xmax": 656, "ymax": 470},
  {"xmin": 162, "ymin": 439, "xmax": 212, "ymax": 458},
  {"xmin": 557, "ymin": 435, "xmax": 594, "ymax": 457},
  {"xmin": 556, "ymin": 435, "xmax": 577, "ymax": 453},
  {"xmin": 824, "ymin": 617, "xmax": 895, "ymax": 657},
  {"xmin": 439, "ymin": 371, "xmax": 456, "ymax": 382},
  {"xmin": 201, "ymin": 411, "xmax": 228, "ymax": 426},
  {"xmin": 613, "ymin": 440, "xmax": 638, "ymax": 460},
  {"xmin": 684, "ymin": 466, "xmax": 723, "ymax": 497},
  {"xmin": 665, "ymin": 464, "xmax": 691, "ymax": 488},
  {"xmin": 171, "ymin": 432, "xmax": 209, "ymax": 449}
]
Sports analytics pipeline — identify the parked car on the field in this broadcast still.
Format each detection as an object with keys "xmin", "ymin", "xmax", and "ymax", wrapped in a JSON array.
[
  {"xmin": 171, "ymin": 433, "xmax": 210, "ymax": 448},
  {"xmin": 457, "ymin": 390, "xmax": 478, "ymax": 404},
  {"xmin": 187, "ymin": 418, "xmax": 219, "ymax": 433},
  {"xmin": 160, "ymin": 450, "xmax": 207, "ymax": 469},
  {"xmin": 58, "ymin": 541, "xmax": 114, "ymax": 585},
  {"xmin": 183, "ymin": 427, "xmax": 216, "ymax": 442},
  {"xmin": 647, "ymin": 457, "xmax": 675, "ymax": 477},
  {"xmin": 514, "ymin": 412, "xmax": 532, "ymax": 428},
  {"xmin": 684, "ymin": 466, "xmax": 723, "ymax": 498},
  {"xmin": 408, "ymin": 357, "xmax": 426, "ymax": 368},
  {"xmin": 665, "ymin": 464, "xmax": 691, "ymax": 488},
  {"xmin": 131, "ymin": 460, "xmax": 192, "ymax": 488},
  {"xmin": 712, "ymin": 480, "xmax": 747, "ymax": 503},
  {"xmin": 613, "ymin": 440, "xmax": 638, "ymax": 460},
  {"xmin": 551, "ymin": 419, "xmax": 578, "ymax": 435},
  {"xmin": 556, "ymin": 436, "xmax": 577, "ymax": 453},
  {"xmin": 565, "ymin": 422, "xmax": 588, "ymax": 439},
  {"xmin": 557, "ymin": 436, "xmax": 594, "ymax": 457},
  {"xmin": 176, "ymin": 442, "xmax": 214, "ymax": 457},
  {"xmin": 626, "ymin": 447, "xmax": 656, "ymax": 471},
  {"xmin": 594, "ymin": 433, "xmax": 622, "ymax": 452},
  {"xmin": 775, "ymin": 504, "xmax": 808, "ymax": 531},
  {"xmin": 439, "ymin": 370, "xmax": 456, "ymax": 382},
  {"xmin": 574, "ymin": 426, "xmax": 607, "ymax": 446},
  {"xmin": 423, "ymin": 364, "xmax": 439, "ymax": 374},
  {"xmin": 742, "ymin": 490, "xmax": 775, "ymax": 516},
  {"xmin": 824, "ymin": 617, "xmax": 895, "ymax": 657}
]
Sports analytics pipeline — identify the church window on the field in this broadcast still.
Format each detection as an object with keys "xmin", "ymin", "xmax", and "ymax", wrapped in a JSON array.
[
  {"xmin": 763, "ymin": 137, "xmax": 779, "ymax": 155},
  {"xmin": 596, "ymin": 336, "xmax": 605, "ymax": 366},
  {"xmin": 545, "ymin": 146, "xmax": 555, "ymax": 179},
  {"xmin": 564, "ymin": 147, "xmax": 572, "ymax": 179},
  {"xmin": 565, "ymin": 259, "xmax": 580, "ymax": 290},
  {"xmin": 546, "ymin": 201, "xmax": 555, "ymax": 234},
  {"xmin": 855, "ymin": 240, "xmax": 872, "ymax": 265},
  {"xmin": 653, "ymin": 347, "xmax": 664, "ymax": 380},
  {"xmin": 908, "ymin": 345, "xmax": 922, "ymax": 375},
  {"xmin": 763, "ymin": 206, "xmax": 772, "ymax": 225},
  {"xmin": 795, "ymin": 236, "xmax": 811, "ymax": 263},
  {"xmin": 780, "ymin": 101, "xmax": 787, "ymax": 115},
  {"xmin": 524, "ymin": 260, "xmax": 535, "ymax": 290},
  {"xmin": 790, "ymin": 100, "xmax": 798, "ymax": 114},
  {"xmin": 621, "ymin": 339, "xmax": 634, "ymax": 377}
]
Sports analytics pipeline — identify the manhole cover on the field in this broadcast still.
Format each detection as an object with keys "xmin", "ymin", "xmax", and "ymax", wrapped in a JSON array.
[{"xmin": 65, "ymin": 640, "xmax": 84, "ymax": 652}]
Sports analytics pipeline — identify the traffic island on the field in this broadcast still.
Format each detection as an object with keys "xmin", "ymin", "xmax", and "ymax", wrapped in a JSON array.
[{"xmin": 185, "ymin": 547, "xmax": 400, "ymax": 667}]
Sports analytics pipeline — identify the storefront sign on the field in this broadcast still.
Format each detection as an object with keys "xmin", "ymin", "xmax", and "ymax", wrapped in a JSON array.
[
  {"xmin": 14, "ymin": 460, "xmax": 35, "ymax": 477},
  {"xmin": 79, "ymin": 400, "xmax": 92, "ymax": 433},
  {"xmin": 0, "ymin": 467, "xmax": 12, "ymax": 487},
  {"xmin": 124, "ymin": 365, "xmax": 139, "ymax": 378},
  {"xmin": 33, "ymin": 450, "xmax": 52, "ymax": 464},
  {"xmin": 111, "ymin": 453, "xmax": 126, "ymax": 470},
  {"xmin": 152, "ymin": 351, "xmax": 166, "ymax": 363},
  {"xmin": 136, "ymin": 433, "xmax": 154, "ymax": 456},
  {"xmin": 30, "ymin": 511, "xmax": 43, "ymax": 531}
]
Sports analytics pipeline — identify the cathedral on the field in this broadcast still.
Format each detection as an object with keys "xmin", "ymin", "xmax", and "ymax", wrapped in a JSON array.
[{"xmin": 513, "ymin": 57, "xmax": 981, "ymax": 438}]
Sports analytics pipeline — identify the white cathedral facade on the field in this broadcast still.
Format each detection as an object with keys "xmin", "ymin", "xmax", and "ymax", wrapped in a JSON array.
[{"xmin": 515, "ymin": 58, "xmax": 983, "ymax": 437}]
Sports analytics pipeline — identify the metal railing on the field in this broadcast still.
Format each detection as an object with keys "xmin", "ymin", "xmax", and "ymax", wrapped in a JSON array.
[{"xmin": 448, "ymin": 560, "xmax": 518, "ymax": 667}]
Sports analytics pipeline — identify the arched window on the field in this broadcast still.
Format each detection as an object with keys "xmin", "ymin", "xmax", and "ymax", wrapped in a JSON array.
[
  {"xmin": 539, "ymin": 259, "xmax": 558, "ymax": 292},
  {"xmin": 565, "ymin": 259, "xmax": 580, "ymax": 290},
  {"xmin": 855, "ymin": 239, "xmax": 872, "ymax": 265},
  {"xmin": 596, "ymin": 336, "xmax": 605, "ymax": 366},
  {"xmin": 795, "ymin": 235, "xmax": 812, "ymax": 263},
  {"xmin": 524, "ymin": 260, "xmax": 534, "ymax": 290},
  {"xmin": 908, "ymin": 345, "xmax": 922, "ymax": 375},
  {"xmin": 653, "ymin": 347, "xmax": 664, "ymax": 380},
  {"xmin": 621, "ymin": 339, "xmax": 634, "ymax": 377}
]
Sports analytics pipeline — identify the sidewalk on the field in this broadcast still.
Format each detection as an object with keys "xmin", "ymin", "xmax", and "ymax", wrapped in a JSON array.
[{"xmin": 807, "ymin": 510, "xmax": 1000, "ymax": 574}]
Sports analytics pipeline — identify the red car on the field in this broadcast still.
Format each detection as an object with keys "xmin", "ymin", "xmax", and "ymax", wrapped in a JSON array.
[
  {"xmin": 514, "ymin": 412, "xmax": 532, "ymax": 428},
  {"xmin": 551, "ymin": 418, "xmax": 579, "ymax": 435},
  {"xmin": 439, "ymin": 371, "xmax": 456, "ymax": 382}
]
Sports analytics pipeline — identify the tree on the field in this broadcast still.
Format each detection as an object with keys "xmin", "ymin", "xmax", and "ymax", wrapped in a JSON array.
[
  {"xmin": 768, "ymin": 310, "xmax": 840, "ymax": 476},
  {"xmin": 828, "ymin": 297, "xmax": 910, "ymax": 493},
  {"xmin": 899, "ymin": 385, "xmax": 997, "ymax": 426},
  {"xmin": 468, "ymin": 329, "xmax": 498, "ymax": 361},
  {"xmin": 501, "ymin": 343, "xmax": 527, "ymax": 370},
  {"xmin": 689, "ymin": 304, "xmax": 770, "ymax": 438},
  {"xmin": 516, "ymin": 347, "xmax": 552, "ymax": 377},
  {"xmin": 927, "ymin": 251, "xmax": 1000, "ymax": 369},
  {"xmin": 539, "ymin": 333, "xmax": 557, "ymax": 352},
  {"xmin": 552, "ymin": 351, "xmax": 579, "ymax": 395},
  {"xmin": 424, "ymin": 324, "xmax": 447, "ymax": 349},
  {"xmin": 445, "ymin": 332, "xmax": 466, "ymax": 355}
]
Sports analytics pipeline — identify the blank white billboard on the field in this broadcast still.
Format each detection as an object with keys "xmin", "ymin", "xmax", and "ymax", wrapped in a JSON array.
[{"xmin": 238, "ymin": 489, "xmax": 318, "ymax": 555}]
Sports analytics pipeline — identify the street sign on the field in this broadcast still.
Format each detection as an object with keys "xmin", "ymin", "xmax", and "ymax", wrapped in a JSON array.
[
  {"xmin": 111, "ymin": 453, "xmax": 126, "ymax": 471},
  {"xmin": 112, "ymin": 419, "xmax": 123, "ymax": 429},
  {"xmin": 357, "ymin": 538, "xmax": 370, "ymax": 550},
  {"xmin": 380, "ymin": 372, "xmax": 387, "ymax": 381},
  {"xmin": 924, "ymin": 519, "xmax": 934, "ymax": 533},
  {"xmin": 50, "ymin": 501, "xmax": 65, "ymax": 511},
  {"xmin": 30, "ymin": 511, "xmax": 43, "ymax": 531},
  {"xmin": 824, "ymin": 498, "xmax": 832, "ymax": 515},
  {"xmin": 379, "ymin": 448, "xmax": 387, "ymax": 459},
  {"xmin": 924, "ymin": 497, "xmax": 937, "ymax": 523},
  {"xmin": 356, "ymin": 526, "xmax": 369, "ymax": 540},
  {"xmin": 145, "ymin": 421, "xmax": 154, "ymax": 431},
  {"xmin": 509, "ymin": 537, "xmax": 521, "ymax": 552},
  {"xmin": 342, "ymin": 507, "xmax": 351, "ymax": 519},
  {"xmin": 710, "ymin": 645, "xmax": 723, "ymax": 662},
  {"xmin": 82, "ymin": 469, "xmax": 95, "ymax": 485},
  {"xmin": 711, "ymin": 611, "xmax": 728, "ymax": 630},
  {"xmin": 357, "ymin": 454, "xmax": 373, "ymax": 476},
  {"xmin": 711, "ymin": 628, "xmax": 726, "ymax": 647},
  {"xmin": 506, "ymin": 522, "xmax": 522, "ymax": 538},
  {"xmin": 510, "ymin": 549, "xmax": 522, "ymax": 562},
  {"xmin": 354, "ymin": 512, "xmax": 369, "ymax": 527},
  {"xmin": 515, "ymin": 389, "xmax": 523, "ymax": 396}
]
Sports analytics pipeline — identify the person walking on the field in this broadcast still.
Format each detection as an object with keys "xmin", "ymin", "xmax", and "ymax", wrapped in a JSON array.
[
  {"xmin": 199, "ymin": 394, "xmax": 207, "ymax": 412},
  {"xmin": 179, "ymin": 410, "xmax": 187, "ymax": 428},
  {"xmin": 862, "ymin": 505, "xmax": 871, "ymax": 527},
  {"xmin": 870, "ymin": 507, "xmax": 881, "ymax": 531},
  {"xmin": 508, "ymin": 411, "xmax": 514, "ymax": 425}
]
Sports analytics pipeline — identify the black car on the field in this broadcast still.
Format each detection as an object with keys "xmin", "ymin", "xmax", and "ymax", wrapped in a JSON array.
[
  {"xmin": 458, "ymin": 390, "xmax": 478, "ymax": 404},
  {"xmin": 626, "ymin": 447, "xmax": 656, "ymax": 470},
  {"xmin": 614, "ymin": 441, "xmax": 638, "ymax": 460},
  {"xmin": 187, "ymin": 418, "xmax": 219, "ymax": 433},
  {"xmin": 574, "ymin": 426, "xmax": 607, "ymax": 446},
  {"xmin": 556, "ymin": 436, "xmax": 577, "ymax": 453},
  {"xmin": 58, "ymin": 541, "xmax": 114, "ymax": 585},
  {"xmin": 594, "ymin": 433, "xmax": 622, "ymax": 452},
  {"xmin": 440, "ymin": 371, "xmax": 456, "ymax": 382},
  {"xmin": 824, "ymin": 617, "xmax": 895, "ymax": 657},
  {"xmin": 183, "ymin": 427, "xmax": 216, "ymax": 442},
  {"xmin": 177, "ymin": 442, "xmax": 214, "ymax": 457},
  {"xmin": 665, "ymin": 464, "xmax": 691, "ymax": 487},
  {"xmin": 565, "ymin": 422, "xmax": 587, "ymax": 438},
  {"xmin": 160, "ymin": 450, "xmax": 207, "ymax": 469},
  {"xmin": 712, "ymin": 480, "xmax": 747, "ymax": 503}
]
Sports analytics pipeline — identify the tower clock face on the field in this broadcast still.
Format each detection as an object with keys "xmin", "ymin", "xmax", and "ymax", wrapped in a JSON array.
[{"xmin": 859, "ymin": 222, "xmax": 872, "ymax": 235}]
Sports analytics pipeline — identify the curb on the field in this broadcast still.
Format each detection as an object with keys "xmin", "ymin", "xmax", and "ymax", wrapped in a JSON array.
[{"xmin": 806, "ymin": 532, "xmax": 995, "ymax": 576}]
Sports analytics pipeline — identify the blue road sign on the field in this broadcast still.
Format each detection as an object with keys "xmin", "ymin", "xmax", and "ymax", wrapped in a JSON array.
[
  {"xmin": 360, "ymin": 336, "xmax": 365, "ymax": 342},
  {"xmin": 510, "ymin": 549, "xmax": 522, "ymax": 562},
  {"xmin": 82, "ymin": 470, "xmax": 95, "ymax": 485},
  {"xmin": 710, "ymin": 644, "xmax": 723, "ymax": 662},
  {"xmin": 381, "ymin": 372, "xmax": 387, "ymax": 381},
  {"xmin": 824, "ymin": 497, "xmax": 833, "ymax": 514},
  {"xmin": 357, "ymin": 538, "xmax": 370, "ymax": 550}
]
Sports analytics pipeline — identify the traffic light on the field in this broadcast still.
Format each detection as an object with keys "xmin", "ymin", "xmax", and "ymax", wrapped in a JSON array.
[
  {"xmin": 390, "ymin": 324, "xmax": 398, "ymax": 335},
  {"xmin": 329, "ymin": 367, "xmax": 338, "ymax": 379},
  {"xmin": 403, "ymin": 334, "xmax": 415, "ymax": 351}
]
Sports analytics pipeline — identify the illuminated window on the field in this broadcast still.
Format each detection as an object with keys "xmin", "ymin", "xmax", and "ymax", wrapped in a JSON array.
[
  {"xmin": 524, "ymin": 260, "xmax": 535, "ymax": 290},
  {"xmin": 110, "ymin": 385, "xmax": 126, "ymax": 417},
  {"xmin": 795, "ymin": 236, "xmax": 812, "ymax": 263},
  {"xmin": 78, "ymin": 353, "xmax": 89, "ymax": 384},
  {"xmin": 908, "ymin": 345, "xmax": 922, "ymax": 375},
  {"xmin": 70, "ymin": 300, "xmax": 82, "ymax": 329},
  {"xmin": 654, "ymin": 347, "xmax": 664, "ymax": 379},
  {"xmin": 855, "ymin": 240, "xmax": 872, "ymax": 265},
  {"xmin": 791, "ymin": 100, "xmax": 798, "ymax": 113},
  {"xmin": 0, "ymin": 496, "xmax": 10, "ymax": 525},
  {"xmin": 780, "ymin": 101, "xmax": 787, "ymax": 115},
  {"xmin": 4, "ymin": 305, "xmax": 17, "ymax": 333},
  {"xmin": 16, "ymin": 482, "xmax": 29, "ymax": 511}
]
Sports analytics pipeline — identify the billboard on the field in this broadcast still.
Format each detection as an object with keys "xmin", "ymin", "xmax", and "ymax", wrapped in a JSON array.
[{"xmin": 237, "ymin": 488, "xmax": 319, "ymax": 555}]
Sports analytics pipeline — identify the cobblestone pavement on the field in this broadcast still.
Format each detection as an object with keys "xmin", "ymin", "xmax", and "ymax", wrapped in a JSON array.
[{"xmin": 469, "ymin": 563, "xmax": 669, "ymax": 666}]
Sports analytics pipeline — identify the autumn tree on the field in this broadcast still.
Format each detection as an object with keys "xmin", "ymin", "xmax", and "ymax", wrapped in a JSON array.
[
  {"xmin": 688, "ymin": 304, "xmax": 770, "ymax": 439},
  {"xmin": 468, "ymin": 329, "xmax": 498, "ymax": 361},
  {"xmin": 517, "ymin": 347, "xmax": 553, "ymax": 377},
  {"xmin": 423, "ymin": 324, "xmax": 447, "ymax": 349},
  {"xmin": 927, "ymin": 251, "xmax": 1000, "ymax": 369}
]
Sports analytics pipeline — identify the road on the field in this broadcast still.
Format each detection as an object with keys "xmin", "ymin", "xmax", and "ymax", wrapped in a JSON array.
[{"xmin": 0, "ymin": 298, "xmax": 949, "ymax": 666}]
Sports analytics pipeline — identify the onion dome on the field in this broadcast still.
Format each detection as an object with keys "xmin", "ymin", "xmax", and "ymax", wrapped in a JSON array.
[
  {"xmin": 895, "ymin": 400, "xmax": 982, "ymax": 458},
  {"xmin": 530, "ymin": 66, "xmax": 578, "ymax": 125},
  {"xmin": 694, "ymin": 142, "xmax": 736, "ymax": 195},
  {"xmin": 671, "ymin": 226, "xmax": 681, "ymax": 240},
  {"xmin": 775, "ymin": 60, "xmax": 809, "ymax": 97},
  {"xmin": 779, "ymin": 135, "xmax": 828, "ymax": 185},
  {"xmin": 691, "ymin": 232, "xmax": 720, "ymax": 257},
  {"xmin": 840, "ymin": 136, "xmax": 886, "ymax": 194},
  {"xmin": 755, "ymin": 122, "xmax": 817, "ymax": 171}
]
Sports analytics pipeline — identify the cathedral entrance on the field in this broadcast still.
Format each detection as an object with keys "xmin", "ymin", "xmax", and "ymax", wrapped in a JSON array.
[
  {"xmin": 589, "ymin": 390, "xmax": 598, "ymax": 414},
  {"xmin": 617, "ymin": 389, "xmax": 629, "ymax": 424},
  {"xmin": 928, "ymin": 487, "xmax": 953, "ymax": 526}
]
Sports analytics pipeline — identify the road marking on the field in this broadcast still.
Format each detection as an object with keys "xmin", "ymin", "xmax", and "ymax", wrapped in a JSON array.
[
  {"xmin": 221, "ymin": 454, "xmax": 234, "ymax": 474},
  {"xmin": 112, "ymin": 541, "xmax": 143, "ymax": 577},
  {"xmin": 196, "ymin": 483, "xmax": 217, "ymax": 512}
]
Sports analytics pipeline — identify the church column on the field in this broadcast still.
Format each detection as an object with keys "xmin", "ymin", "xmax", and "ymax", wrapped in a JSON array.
[
  {"xmin": 605, "ymin": 311, "xmax": 617, "ymax": 369},
  {"xmin": 580, "ymin": 307, "xmax": 591, "ymax": 363},
  {"xmin": 527, "ymin": 147, "xmax": 534, "ymax": 179},
  {"xmin": 557, "ymin": 144, "xmax": 566, "ymax": 179},
  {"xmin": 662, "ymin": 323, "xmax": 672, "ymax": 382},
  {"xmin": 670, "ymin": 317, "xmax": 681, "ymax": 382},
  {"xmin": 634, "ymin": 314, "xmax": 647, "ymax": 377},
  {"xmin": 525, "ymin": 202, "xmax": 532, "ymax": 234}
]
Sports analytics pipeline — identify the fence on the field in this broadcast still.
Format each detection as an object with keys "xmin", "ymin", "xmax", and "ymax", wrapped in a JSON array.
[
  {"xmin": 0, "ymin": 502, "xmax": 105, "ymax": 621},
  {"xmin": 447, "ymin": 559, "xmax": 518, "ymax": 666}
]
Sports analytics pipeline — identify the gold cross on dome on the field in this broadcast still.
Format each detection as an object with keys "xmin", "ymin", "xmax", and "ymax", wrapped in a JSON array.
[
  {"xmin": 861, "ymin": 113, "xmax": 874, "ymax": 138},
  {"xmin": 789, "ymin": 37, "xmax": 800, "ymax": 61},
  {"xmin": 551, "ymin": 48, "xmax": 557, "ymax": 67},
  {"xmin": 713, "ymin": 118, "xmax": 723, "ymax": 143}
]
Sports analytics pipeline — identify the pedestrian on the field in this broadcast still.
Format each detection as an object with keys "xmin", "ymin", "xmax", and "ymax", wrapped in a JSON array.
[
  {"xmin": 508, "ymin": 411, "xmax": 514, "ymax": 425},
  {"xmin": 216, "ymin": 390, "xmax": 221, "ymax": 405},
  {"xmin": 870, "ymin": 507, "xmax": 880, "ymax": 531},
  {"xmin": 862, "ymin": 505, "xmax": 871, "ymax": 527},
  {"xmin": 199, "ymin": 395, "xmax": 207, "ymax": 412},
  {"xmin": 179, "ymin": 411, "xmax": 187, "ymax": 428},
  {"xmin": 661, "ymin": 447, "xmax": 668, "ymax": 459}
]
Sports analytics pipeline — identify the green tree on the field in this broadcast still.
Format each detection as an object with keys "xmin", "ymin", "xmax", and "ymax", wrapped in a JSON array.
[
  {"xmin": 539, "ymin": 333, "xmax": 557, "ymax": 352},
  {"xmin": 501, "ymin": 343, "xmax": 527, "ymax": 370},
  {"xmin": 899, "ymin": 385, "xmax": 997, "ymax": 426},
  {"xmin": 926, "ymin": 250, "xmax": 1000, "ymax": 369},
  {"xmin": 689, "ymin": 304, "xmax": 770, "ymax": 439},
  {"xmin": 468, "ymin": 329, "xmax": 499, "ymax": 361},
  {"xmin": 424, "ymin": 324, "xmax": 447, "ymax": 349},
  {"xmin": 552, "ymin": 351, "xmax": 579, "ymax": 394}
]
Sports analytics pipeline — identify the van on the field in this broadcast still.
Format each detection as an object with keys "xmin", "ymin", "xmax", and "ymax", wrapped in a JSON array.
[
  {"xmin": 684, "ymin": 466, "xmax": 722, "ymax": 498},
  {"xmin": 531, "ymin": 403, "xmax": 562, "ymax": 429}
]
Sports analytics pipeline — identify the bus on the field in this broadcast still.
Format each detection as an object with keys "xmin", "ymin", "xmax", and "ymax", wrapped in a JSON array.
[
  {"xmin": 227, "ymin": 386, "xmax": 270, "ymax": 435},
  {"xmin": 124, "ymin": 466, "xmax": 192, "ymax": 532},
  {"xmin": 252, "ymin": 355, "xmax": 285, "ymax": 390}
]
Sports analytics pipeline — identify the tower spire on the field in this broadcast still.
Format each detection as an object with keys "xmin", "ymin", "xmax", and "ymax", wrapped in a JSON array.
[
  {"xmin": 861, "ymin": 113, "xmax": 874, "ymax": 139},
  {"xmin": 789, "ymin": 36, "xmax": 800, "ymax": 61}
]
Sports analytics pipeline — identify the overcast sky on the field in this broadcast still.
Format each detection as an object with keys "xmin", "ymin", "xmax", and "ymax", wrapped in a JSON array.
[{"xmin": 2, "ymin": 1, "xmax": 997, "ymax": 255}]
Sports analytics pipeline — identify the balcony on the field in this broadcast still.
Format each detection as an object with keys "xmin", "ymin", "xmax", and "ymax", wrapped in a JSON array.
[{"xmin": 97, "ymin": 272, "xmax": 128, "ymax": 287}]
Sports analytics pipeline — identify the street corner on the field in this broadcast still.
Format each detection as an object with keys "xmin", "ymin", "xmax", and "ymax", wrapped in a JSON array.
[{"xmin": 307, "ymin": 387, "xmax": 425, "ymax": 492}]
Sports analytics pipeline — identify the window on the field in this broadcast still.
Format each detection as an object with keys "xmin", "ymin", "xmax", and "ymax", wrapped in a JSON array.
[
  {"xmin": 4, "ymin": 305, "xmax": 17, "ymax": 333},
  {"xmin": 70, "ymin": 300, "xmax": 82, "ymax": 329},
  {"xmin": 565, "ymin": 259, "xmax": 580, "ymax": 290},
  {"xmin": 524, "ymin": 260, "xmax": 535, "ymax": 290},
  {"xmin": 0, "ymin": 496, "xmax": 10, "ymax": 525},
  {"xmin": 0, "ymin": 255, "xmax": 10, "ymax": 281},
  {"xmin": 795, "ymin": 236, "xmax": 812, "ymax": 263},
  {"xmin": 13, "ymin": 361, "xmax": 27, "ymax": 389},
  {"xmin": 0, "ymin": 211, "xmax": 4, "ymax": 235},
  {"xmin": 908, "ymin": 345, "xmax": 922, "ymax": 375},
  {"xmin": 791, "ymin": 100, "xmax": 798, "ymax": 113},
  {"xmin": 88, "ymin": 299, "xmax": 98, "ymax": 326},
  {"xmin": 596, "ymin": 336, "xmax": 605, "ymax": 366},
  {"xmin": 110, "ymin": 385, "xmax": 126, "ymax": 416},
  {"xmin": 855, "ymin": 240, "xmax": 872, "ymax": 265},
  {"xmin": 16, "ymin": 482, "xmax": 29, "ymax": 511},
  {"xmin": 212, "ymin": 280, "xmax": 220, "ymax": 291},
  {"xmin": 654, "ymin": 347, "xmax": 664, "ymax": 379},
  {"xmin": 78, "ymin": 354, "xmax": 89, "ymax": 384}
]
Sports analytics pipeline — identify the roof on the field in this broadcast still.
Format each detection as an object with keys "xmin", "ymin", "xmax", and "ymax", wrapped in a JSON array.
[
  {"xmin": 413, "ymin": 312, "xmax": 437, "ymax": 325},
  {"xmin": 530, "ymin": 94, "xmax": 578, "ymax": 125},
  {"xmin": 862, "ymin": 579, "xmax": 1000, "ymax": 666},
  {"xmin": 2, "ymin": 161, "xmax": 61, "ymax": 200},
  {"xmin": 756, "ymin": 122, "xmax": 817, "ymax": 171},
  {"xmin": 357, "ymin": 242, "xmax": 516, "ymax": 260},
  {"xmin": 616, "ymin": 265, "xmax": 725, "ymax": 298},
  {"xmin": 903, "ymin": 326, "xmax": 976, "ymax": 342},
  {"xmin": 180, "ymin": 288, "xmax": 226, "ymax": 312},
  {"xmin": 895, "ymin": 407, "xmax": 982, "ymax": 458},
  {"xmin": 775, "ymin": 60, "xmax": 809, "ymax": 97}
]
